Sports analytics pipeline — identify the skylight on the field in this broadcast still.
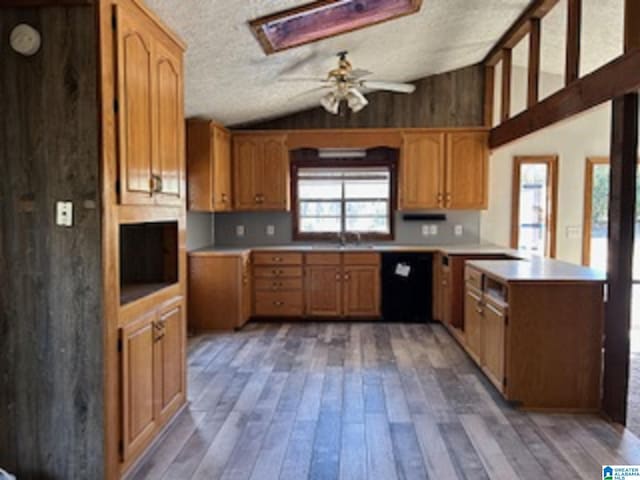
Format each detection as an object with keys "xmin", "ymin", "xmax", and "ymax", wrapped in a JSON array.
[{"xmin": 249, "ymin": 0, "xmax": 424, "ymax": 55}]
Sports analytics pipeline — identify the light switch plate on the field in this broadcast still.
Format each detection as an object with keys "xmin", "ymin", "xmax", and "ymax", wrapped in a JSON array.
[
  {"xmin": 429, "ymin": 225, "xmax": 438, "ymax": 236},
  {"xmin": 56, "ymin": 201, "xmax": 73, "ymax": 227},
  {"xmin": 566, "ymin": 226, "xmax": 582, "ymax": 239},
  {"xmin": 236, "ymin": 225, "xmax": 245, "ymax": 237},
  {"xmin": 454, "ymin": 225, "xmax": 463, "ymax": 237},
  {"xmin": 266, "ymin": 225, "xmax": 276, "ymax": 236},
  {"xmin": 421, "ymin": 225, "xmax": 430, "ymax": 237}
]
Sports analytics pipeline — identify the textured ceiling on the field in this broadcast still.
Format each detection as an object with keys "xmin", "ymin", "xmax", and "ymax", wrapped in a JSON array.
[{"xmin": 144, "ymin": 0, "xmax": 624, "ymax": 126}]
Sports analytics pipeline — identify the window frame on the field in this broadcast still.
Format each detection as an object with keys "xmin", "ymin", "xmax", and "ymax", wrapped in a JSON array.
[
  {"xmin": 510, "ymin": 155, "xmax": 559, "ymax": 258},
  {"xmin": 290, "ymin": 150, "xmax": 397, "ymax": 242}
]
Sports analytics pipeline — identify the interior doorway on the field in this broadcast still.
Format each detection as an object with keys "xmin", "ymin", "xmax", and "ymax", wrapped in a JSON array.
[{"xmin": 582, "ymin": 156, "xmax": 640, "ymax": 433}]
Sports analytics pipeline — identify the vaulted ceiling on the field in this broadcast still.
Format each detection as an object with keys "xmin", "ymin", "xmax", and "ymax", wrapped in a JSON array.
[{"xmin": 145, "ymin": 0, "xmax": 624, "ymax": 126}]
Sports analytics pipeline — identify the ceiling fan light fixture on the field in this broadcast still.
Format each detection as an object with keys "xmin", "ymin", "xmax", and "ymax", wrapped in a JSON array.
[
  {"xmin": 347, "ymin": 88, "xmax": 368, "ymax": 113},
  {"xmin": 320, "ymin": 91, "xmax": 340, "ymax": 114}
]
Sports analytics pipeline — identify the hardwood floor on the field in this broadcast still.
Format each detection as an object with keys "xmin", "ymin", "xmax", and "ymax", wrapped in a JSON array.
[{"xmin": 131, "ymin": 322, "xmax": 640, "ymax": 480}]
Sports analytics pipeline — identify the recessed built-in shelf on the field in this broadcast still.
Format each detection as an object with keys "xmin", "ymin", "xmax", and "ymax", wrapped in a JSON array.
[
  {"xmin": 250, "ymin": 0, "xmax": 423, "ymax": 55},
  {"xmin": 120, "ymin": 221, "xmax": 178, "ymax": 306}
]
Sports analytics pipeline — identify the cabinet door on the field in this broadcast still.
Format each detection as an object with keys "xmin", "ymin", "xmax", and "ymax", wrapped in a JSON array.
[
  {"xmin": 260, "ymin": 136, "xmax": 289, "ymax": 210},
  {"xmin": 399, "ymin": 133, "xmax": 445, "ymax": 210},
  {"xmin": 120, "ymin": 312, "xmax": 158, "ymax": 461},
  {"xmin": 233, "ymin": 137, "xmax": 261, "ymax": 210},
  {"xmin": 153, "ymin": 42, "xmax": 184, "ymax": 205},
  {"xmin": 482, "ymin": 302, "xmax": 506, "ymax": 391},
  {"xmin": 213, "ymin": 127, "xmax": 232, "ymax": 211},
  {"xmin": 343, "ymin": 266, "xmax": 380, "ymax": 317},
  {"xmin": 305, "ymin": 266, "xmax": 342, "ymax": 317},
  {"xmin": 187, "ymin": 120, "xmax": 213, "ymax": 211},
  {"xmin": 241, "ymin": 256, "xmax": 252, "ymax": 325},
  {"xmin": 446, "ymin": 132, "xmax": 488, "ymax": 209},
  {"xmin": 155, "ymin": 299, "xmax": 185, "ymax": 421},
  {"xmin": 115, "ymin": 6, "xmax": 154, "ymax": 205},
  {"xmin": 464, "ymin": 288, "xmax": 483, "ymax": 363}
]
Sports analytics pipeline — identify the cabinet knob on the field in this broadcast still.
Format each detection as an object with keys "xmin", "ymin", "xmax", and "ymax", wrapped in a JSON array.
[
  {"xmin": 221, "ymin": 193, "xmax": 228, "ymax": 203},
  {"xmin": 150, "ymin": 174, "xmax": 163, "ymax": 193}
]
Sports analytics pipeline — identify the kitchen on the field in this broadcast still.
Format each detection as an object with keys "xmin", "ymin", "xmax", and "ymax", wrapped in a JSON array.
[{"xmin": 1, "ymin": 0, "xmax": 639, "ymax": 479}]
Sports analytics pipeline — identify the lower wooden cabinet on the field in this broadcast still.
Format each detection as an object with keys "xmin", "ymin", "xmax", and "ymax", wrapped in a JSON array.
[
  {"xmin": 305, "ymin": 253, "xmax": 380, "ymax": 319},
  {"xmin": 343, "ymin": 265, "xmax": 380, "ymax": 317},
  {"xmin": 459, "ymin": 265, "xmax": 604, "ymax": 410},
  {"xmin": 463, "ymin": 286, "xmax": 483, "ymax": 363},
  {"xmin": 188, "ymin": 253, "xmax": 252, "ymax": 330},
  {"xmin": 253, "ymin": 251, "xmax": 304, "ymax": 317},
  {"xmin": 305, "ymin": 265, "xmax": 343, "ymax": 317},
  {"xmin": 120, "ymin": 296, "xmax": 185, "ymax": 463}
]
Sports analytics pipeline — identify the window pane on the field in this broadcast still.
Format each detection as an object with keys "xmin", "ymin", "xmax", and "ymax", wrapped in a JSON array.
[
  {"xmin": 300, "ymin": 201, "xmax": 341, "ymax": 216},
  {"xmin": 346, "ymin": 201, "xmax": 388, "ymax": 216},
  {"xmin": 299, "ymin": 181, "xmax": 341, "ymax": 199},
  {"xmin": 300, "ymin": 217, "xmax": 341, "ymax": 233},
  {"xmin": 345, "ymin": 180, "xmax": 389, "ymax": 199},
  {"xmin": 346, "ymin": 217, "xmax": 389, "ymax": 233},
  {"xmin": 517, "ymin": 163, "xmax": 549, "ymax": 255}
]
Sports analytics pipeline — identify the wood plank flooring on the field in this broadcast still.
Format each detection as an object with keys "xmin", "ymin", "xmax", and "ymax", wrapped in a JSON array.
[{"xmin": 131, "ymin": 322, "xmax": 640, "ymax": 480}]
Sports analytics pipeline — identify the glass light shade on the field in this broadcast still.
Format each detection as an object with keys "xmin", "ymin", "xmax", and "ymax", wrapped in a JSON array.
[
  {"xmin": 320, "ymin": 92, "xmax": 340, "ymax": 114},
  {"xmin": 347, "ymin": 88, "xmax": 368, "ymax": 112}
]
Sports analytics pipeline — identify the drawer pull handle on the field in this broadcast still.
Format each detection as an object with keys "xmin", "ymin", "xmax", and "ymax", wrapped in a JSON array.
[
  {"xmin": 273, "ymin": 257, "xmax": 282, "ymax": 262},
  {"xmin": 273, "ymin": 301, "xmax": 284, "ymax": 307}
]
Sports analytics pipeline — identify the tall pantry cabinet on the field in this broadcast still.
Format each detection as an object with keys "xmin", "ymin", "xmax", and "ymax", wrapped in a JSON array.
[{"xmin": 100, "ymin": 0, "xmax": 188, "ymax": 478}]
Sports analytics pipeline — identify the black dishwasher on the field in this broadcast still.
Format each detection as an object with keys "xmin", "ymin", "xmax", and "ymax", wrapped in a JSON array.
[{"xmin": 381, "ymin": 253, "xmax": 433, "ymax": 322}]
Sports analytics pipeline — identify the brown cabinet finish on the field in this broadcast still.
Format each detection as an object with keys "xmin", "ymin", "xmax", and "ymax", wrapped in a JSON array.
[
  {"xmin": 458, "ymin": 265, "xmax": 604, "ymax": 410},
  {"xmin": 233, "ymin": 134, "xmax": 289, "ymax": 211},
  {"xmin": 187, "ymin": 120, "xmax": 232, "ymax": 211},
  {"xmin": 188, "ymin": 254, "xmax": 251, "ymax": 330},
  {"xmin": 343, "ymin": 265, "xmax": 381, "ymax": 317},
  {"xmin": 114, "ymin": 3, "xmax": 185, "ymax": 207},
  {"xmin": 120, "ymin": 297, "xmax": 185, "ymax": 463},
  {"xmin": 446, "ymin": 132, "xmax": 489, "ymax": 209},
  {"xmin": 305, "ymin": 265, "xmax": 343, "ymax": 317},
  {"xmin": 400, "ymin": 133, "xmax": 446, "ymax": 209},
  {"xmin": 120, "ymin": 311, "xmax": 158, "ymax": 462},
  {"xmin": 115, "ymin": 5, "xmax": 155, "ymax": 205}
]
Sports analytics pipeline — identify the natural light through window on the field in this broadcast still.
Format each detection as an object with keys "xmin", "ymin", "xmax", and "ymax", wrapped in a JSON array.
[{"xmin": 296, "ymin": 167, "xmax": 391, "ymax": 237}]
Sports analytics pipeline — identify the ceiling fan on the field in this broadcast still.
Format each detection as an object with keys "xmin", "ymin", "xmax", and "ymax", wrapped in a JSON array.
[{"xmin": 285, "ymin": 51, "xmax": 416, "ymax": 115}]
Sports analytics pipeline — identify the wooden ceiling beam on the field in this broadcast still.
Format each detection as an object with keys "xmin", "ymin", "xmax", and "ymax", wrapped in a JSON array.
[
  {"xmin": 565, "ymin": 0, "xmax": 582, "ymax": 84},
  {"xmin": 501, "ymin": 49, "xmax": 513, "ymax": 122},
  {"xmin": 528, "ymin": 18, "xmax": 541, "ymax": 107},
  {"xmin": 489, "ymin": 48, "xmax": 640, "ymax": 148},
  {"xmin": 484, "ymin": 0, "xmax": 560, "ymax": 67},
  {"xmin": 625, "ymin": 0, "xmax": 640, "ymax": 51}
]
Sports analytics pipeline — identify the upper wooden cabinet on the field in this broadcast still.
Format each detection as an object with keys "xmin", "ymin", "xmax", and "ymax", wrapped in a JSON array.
[
  {"xmin": 399, "ymin": 130, "xmax": 488, "ymax": 210},
  {"xmin": 233, "ymin": 134, "xmax": 289, "ymax": 211},
  {"xmin": 114, "ymin": 4, "xmax": 185, "ymax": 207},
  {"xmin": 187, "ymin": 120, "xmax": 232, "ymax": 212},
  {"xmin": 446, "ymin": 132, "xmax": 489, "ymax": 209},
  {"xmin": 400, "ymin": 133, "xmax": 445, "ymax": 209}
]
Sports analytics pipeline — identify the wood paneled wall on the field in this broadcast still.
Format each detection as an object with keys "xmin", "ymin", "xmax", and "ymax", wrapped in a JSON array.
[
  {"xmin": 0, "ymin": 6, "xmax": 104, "ymax": 479},
  {"xmin": 236, "ymin": 65, "xmax": 485, "ymax": 130}
]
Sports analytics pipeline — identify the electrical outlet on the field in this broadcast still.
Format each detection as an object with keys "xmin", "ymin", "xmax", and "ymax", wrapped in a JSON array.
[
  {"xmin": 236, "ymin": 225, "xmax": 245, "ymax": 237},
  {"xmin": 421, "ymin": 225, "xmax": 430, "ymax": 237},
  {"xmin": 429, "ymin": 225, "xmax": 438, "ymax": 236},
  {"xmin": 56, "ymin": 201, "xmax": 73, "ymax": 227},
  {"xmin": 266, "ymin": 225, "xmax": 276, "ymax": 236},
  {"xmin": 454, "ymin": 225, "xmax": 463, "ymax": 237}
]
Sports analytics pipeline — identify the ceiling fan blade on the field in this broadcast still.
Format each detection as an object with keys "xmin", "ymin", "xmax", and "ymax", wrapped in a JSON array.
[
  {"xmin": 279, "ymin": 77, "xmax": 330, "ymax": 83},
  {"xmin": 360, "ymin": 80, "xmax": 416, "ymax": 94},
  {"xmin": 290, "ymin": 85, "xmax": 333, "ymax": 100},
  {"xmin": 349, "ymin": 68, "xmax": 373, "ymax": 79}
]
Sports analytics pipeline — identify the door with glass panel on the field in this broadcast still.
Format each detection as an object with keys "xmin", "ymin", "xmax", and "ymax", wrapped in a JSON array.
[{"xmin": 511, "ymin": 156, "xmax": 559, "ymax": 257}]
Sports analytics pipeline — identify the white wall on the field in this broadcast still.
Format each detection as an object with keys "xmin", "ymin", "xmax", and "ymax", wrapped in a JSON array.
[{"xmin": 482, "ymin": 66, "xmax": 612, "ymax": 265}]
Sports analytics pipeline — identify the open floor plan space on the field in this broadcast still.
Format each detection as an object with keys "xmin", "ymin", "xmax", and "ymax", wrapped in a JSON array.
[{"xmin": 132, "ymin": 322, "xmax": 640, "ymax": 480}]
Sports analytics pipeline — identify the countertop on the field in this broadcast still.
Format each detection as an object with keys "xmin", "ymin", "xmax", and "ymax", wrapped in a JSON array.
[
  {"xmin": 188, "ymin": 243, "xmax": 521, "ymax": 257},
  {"xmin": 466, "ymin": 258, "xmax": 606, "ymax": 283}
]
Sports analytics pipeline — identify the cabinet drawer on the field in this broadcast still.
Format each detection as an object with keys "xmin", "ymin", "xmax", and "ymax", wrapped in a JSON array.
[
  {"xmin": 343, "ymin": 252, "xmax": 380, "ymax": 266},
  {"xmin": 465, "ymin": 266, "xmax": 483, "ymax": 291},
  {"xmin": 254, "ymin": 266, "xmax": 303, "ymax": 278},
  {"xmin": 254, "ymin": 291, "xmax": 303, "ymax": 316},
  {"xmin": 253, "ymin": 252, "xmax": 302, "ymax": 265},
  {"xmin": 254, "ymin": 278, "xmax": 303, "ymax": 291},
  {"xmin": 305, "ymin": 253, "xmax": 341, "ymax": 265}
]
